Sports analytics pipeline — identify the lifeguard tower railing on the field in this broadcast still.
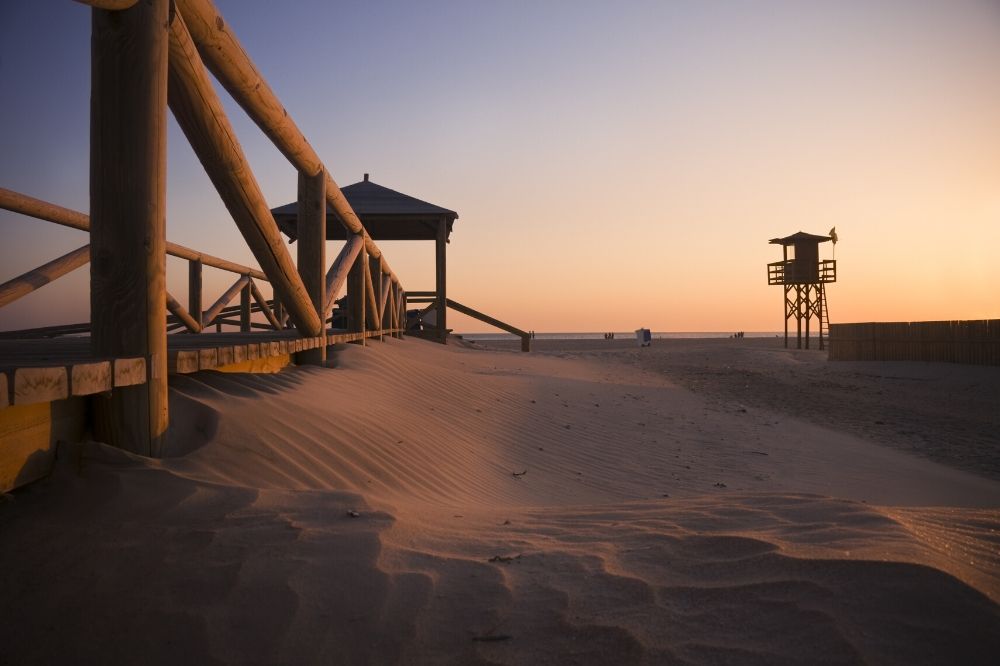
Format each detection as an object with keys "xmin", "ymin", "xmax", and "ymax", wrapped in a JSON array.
[
  {"xmin": 767, "ymin": 259, "xmax": 837, "ymax": 285},
  {"xmin": 0, "ymin": 0, "xmax": 409, "ymax": 458}
]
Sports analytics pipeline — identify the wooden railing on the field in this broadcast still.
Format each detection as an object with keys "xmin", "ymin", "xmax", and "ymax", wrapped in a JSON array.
[
  {"xmin": 404, "ymin": 292, "xmax": 530, "ymax": 352},
  {"xmin": 0, "ymin": 0, "xmax": 412, "ymax": 455},
  {"xmin": 767, "ymin": 259, "xmax": 836, "ymax": 285},
  {"xmin": 829, "ymin": 320, "xmax": 1000, "ymax": 365}
]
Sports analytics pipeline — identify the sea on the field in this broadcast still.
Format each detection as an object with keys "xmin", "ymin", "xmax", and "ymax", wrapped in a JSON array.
[{"xmin": 458, "ymin": 331, "xmax": 782, "ymax": 342}]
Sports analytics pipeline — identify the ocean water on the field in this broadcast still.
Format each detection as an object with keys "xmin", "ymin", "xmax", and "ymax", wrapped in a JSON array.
[{"xmin": 459, "ymin": 331, "xmax": 782, "ymax": 341}]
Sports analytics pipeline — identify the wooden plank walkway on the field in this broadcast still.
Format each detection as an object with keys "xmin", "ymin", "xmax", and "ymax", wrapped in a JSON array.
[{"xmin": 0, "ymin": 328, "xmax": 401, "ymax": 408}]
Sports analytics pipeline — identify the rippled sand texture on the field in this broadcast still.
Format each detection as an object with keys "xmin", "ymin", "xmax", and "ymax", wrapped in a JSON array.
[{"xmin": 1, "ymin": 337, "xmax": 997, "ymax": 664}]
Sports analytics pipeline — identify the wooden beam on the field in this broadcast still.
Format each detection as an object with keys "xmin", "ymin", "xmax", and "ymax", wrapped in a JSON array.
[
  {"xmin": 0, "ymin": 188, "xmax": 267, "ymax": 281},
  {"xmin": 203, "ymin": 275, "xmax": 250, "ymax": 327},
  {"xmin": 166, "ymin": 291, "xmax": 202, "ymax": 333},
  {"xmin": 188, "ymin": 258, "xmax": 203, "ymax": 329},
  {"xmin": 364, "ymin": 254, "xmax": 380, "ymax": 332},
  {"xmin": 114, "ymin": 357, "xmax": 146, "ymax": 386},
  {"xmin": 380, "ymin": 272, "xmax": 391, "ymax": 332},
  {"xmin": 436, "ymin": 220, "xmax": 447, "ymax": 342},
  {"xmin": 297, "ymin": 169, "xmax": 326, "ymax": 364},
  {"xmin": 89, "ymin": 0, "xmax": 169, "ymax": 455},
  {"xmin": 172, "ymin": 0, "xmax": 400, "ymax": 286},
  {"xmin": 446, "ymin": 298, "xmax": 530, "ymax": 343},
  {"xmin": 166, "ymin": 10, "xmax": 320, "ymax": 336},
  {"xmin": 324, "ymin": 234, "xmax": 364, "ymax": 316},
  {"xmin": 250, "ymin": 280, "xmax": 281, "ymax": 330},
  {"xmin": 14, "ymin": 367, "xmax": 68, "ymax": 405},
  {"xmin": 239, "ymin": 282, "xmax": 251, "ymax": 332},
  {"xmin": 347, "ymin": 244, "xmax": 366, "ymax": 345},
  {"xmin": 397, "ymin": 286, "xmax": 405, "ymax": 338},
  {"xmin": 72, "ymin": 361, "xmax": 113, "ymax": 396},
  {"xmin": 0, "ymin": 244, "xmax": 90, "ymax": 308},
  {"xmin": 73, "ymin": 0, "xmax": 138, "ymax": 9}
]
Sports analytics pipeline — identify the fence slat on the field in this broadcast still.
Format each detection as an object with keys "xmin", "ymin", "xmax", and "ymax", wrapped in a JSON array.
[{"xmin": 829, "ymin": 319, "xmax": 999, "ymax": 366}]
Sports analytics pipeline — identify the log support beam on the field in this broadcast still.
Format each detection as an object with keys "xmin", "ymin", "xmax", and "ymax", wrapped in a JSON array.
[
  {"xmin": 166, "ymin": 8, "xmax": 320, "ymax": 336},
  {"xmin": 166, "ymin": 291, "xmax": 202, "ymax": 333},
  {"xmin": 240, "ymin": 281, "xmax": 251, "ymax": 332},
  {"xmin": 188, "ymin": 258, "xmax": 202, "ymax": 330},
  {"xmin": 203, "ymin": 275, "xmax": 250, "ymax": 327},
  {"xmin": 367, "ymin": 255, "xmax": 382, "ymax": 341},
  {"xmin": 250, "ymin": 281, "xmax": 281, "ymax": 330},
  {"xmin": 324, "ymin": 234, "xmax": 364, "ymax": 317},
  {"xmin": 347, "ymin": 245, "xmax": 366, "ymax": 345},
  {"xmin": 89, "ymin": 0, "xmax": 169, "ymax": 455},
  {"xmin": 296, "ymin": 169, "xmax": 326, "ymax": 364},
  {"xmin": 435, "ymin": 220, "xmax": 447, "ymax": 343}
]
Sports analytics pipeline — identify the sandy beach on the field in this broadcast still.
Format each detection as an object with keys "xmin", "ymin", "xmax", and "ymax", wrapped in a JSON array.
[{"xmin": 1, "ymin": 336, "xmax": 998, "ymax": 664}]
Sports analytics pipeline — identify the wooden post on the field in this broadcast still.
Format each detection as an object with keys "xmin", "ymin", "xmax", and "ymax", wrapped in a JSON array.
[
  {"xmin": 240, "ymin": 281, "xmax": 251, "ymax": 332},
  {"xmin": 90, "ymin": 0, "xmax": 169, "ymax": 456},
  {"xmin": 166, "ymin": 10, "xmax": 321, "ymax": 336},
  {"xmin": 347, "ymin": 245, "xmax": 366, "ymax": 345},
  {"xmin": 189, "ymin": 258, "xmax": 202, "ymax": 330},
  {"xmin": 385, "ymin": 280, "xmax": 396, "ymax": 335},
  {"xmin": 297, "ymin": 169, "xmax": 326, "ymax": 364},
  {"xmin": 796, "ymin": 286, "xmax": 803, "ymax": 349},
  {"xmin": 436, "ymin": 219, "xmax": 447, "ymax": 343},
  {"xmin": 379, "ymin": 270, "xmax": 391, "ymax": 337},
  {"xmin": 399, "ymin": 287, "xmax": 409, "ymax": 338},
  {"xmin": 368, "ymin": 254, "xmax": 383, "ymax": 341}
]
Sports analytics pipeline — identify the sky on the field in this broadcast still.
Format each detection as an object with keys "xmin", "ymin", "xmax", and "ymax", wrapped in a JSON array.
[{"xmin": 1, "ymin": 0, "xmax": 999, "ymax": 333}]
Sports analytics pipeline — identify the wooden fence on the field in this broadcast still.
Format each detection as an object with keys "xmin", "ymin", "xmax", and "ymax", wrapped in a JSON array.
[{"xmin": 828, "ymin": 320, "xmax": 1000, "ymax": 366}]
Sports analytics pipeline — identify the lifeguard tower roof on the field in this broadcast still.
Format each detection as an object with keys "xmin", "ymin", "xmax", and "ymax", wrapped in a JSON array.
[
  {"xmin": 769, "ymin": 231, "xmax": 832, "ymax": 245},
  {"xmin": 271, "ymin": 174, "xmax": 458, "ymax": 242}
]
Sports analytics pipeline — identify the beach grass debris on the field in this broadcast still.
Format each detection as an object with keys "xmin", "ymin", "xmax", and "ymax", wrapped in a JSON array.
[
  {"xmin": 347, "ymin": 510, "xmax": 361, "ymax": 518},
  {"xmin": 512, "ymin": 469, "xmax": 527, "ymax": 478},
  {"xmin": 488, "ymin": 554, "xmax": 522, "ymax": 564},
  {"xmin": 714, "ymin": 482, "xmax": 728, "ymax": 488}
]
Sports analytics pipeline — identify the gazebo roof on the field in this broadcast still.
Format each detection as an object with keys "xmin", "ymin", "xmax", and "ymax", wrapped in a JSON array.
[
  {"xmin": 271, "ymin": 175, "xmax": 458, "ymax": 241},
  {"xmin": 768, "ymin": 231, "xmax": 832, "ymax": 246}
]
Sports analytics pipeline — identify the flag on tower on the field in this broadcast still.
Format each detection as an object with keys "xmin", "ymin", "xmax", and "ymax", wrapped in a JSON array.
[{"xmin": 829, "ymin": 227, "xmax": 838, "ymax": 244}]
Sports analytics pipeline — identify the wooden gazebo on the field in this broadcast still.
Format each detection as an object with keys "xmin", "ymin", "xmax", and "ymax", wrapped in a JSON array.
[{"xmin": 272, "ymin": 174, "xmax": 458, "ymax": 339}]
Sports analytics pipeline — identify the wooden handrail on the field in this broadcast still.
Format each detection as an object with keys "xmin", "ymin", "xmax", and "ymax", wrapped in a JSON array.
[
  {"xmin": 0, "ymin": 244, "xmax": 90, "ymax": 308},
  {"xmin": 0, "ymin": 188, "xmax": 267, "ymax": 280},
  {"xmin": 445, "ymin": 298, "xmax": 529, "ymax": 339},
  {"xmin": 72, "ymin": 0, "xmax": 138, "ymax": 9}
]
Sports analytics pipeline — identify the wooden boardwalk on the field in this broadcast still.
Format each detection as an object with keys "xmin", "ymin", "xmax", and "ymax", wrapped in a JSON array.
[
  {"xmin": 0, "ymin": 1, "xmax": 525, "ymax": 495},
  {"xmin": 0, "ymin": 329, "xmax": 401, "ymax": 409}
]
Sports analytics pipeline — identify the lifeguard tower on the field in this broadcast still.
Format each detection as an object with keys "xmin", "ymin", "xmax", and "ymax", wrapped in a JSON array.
[{"xmin": 767, "ymin": 230, "xmax": 837, "ymax": 349}]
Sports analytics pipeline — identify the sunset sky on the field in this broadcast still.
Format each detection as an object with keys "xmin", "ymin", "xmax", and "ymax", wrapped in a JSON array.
[{"xmin": 1, "ymin": 0, "xmax": 998, "ymax": 333}]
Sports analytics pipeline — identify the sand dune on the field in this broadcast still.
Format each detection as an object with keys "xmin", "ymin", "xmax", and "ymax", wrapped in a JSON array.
[{"xmin": 1, "ymin": 337, "xmax": 998, "ymax": 664}]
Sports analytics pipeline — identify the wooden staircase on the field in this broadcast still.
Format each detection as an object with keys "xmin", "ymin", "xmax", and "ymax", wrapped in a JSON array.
[{"xmin": 818, "ymin": 283, "xmax": 830, "ymax": 349}]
